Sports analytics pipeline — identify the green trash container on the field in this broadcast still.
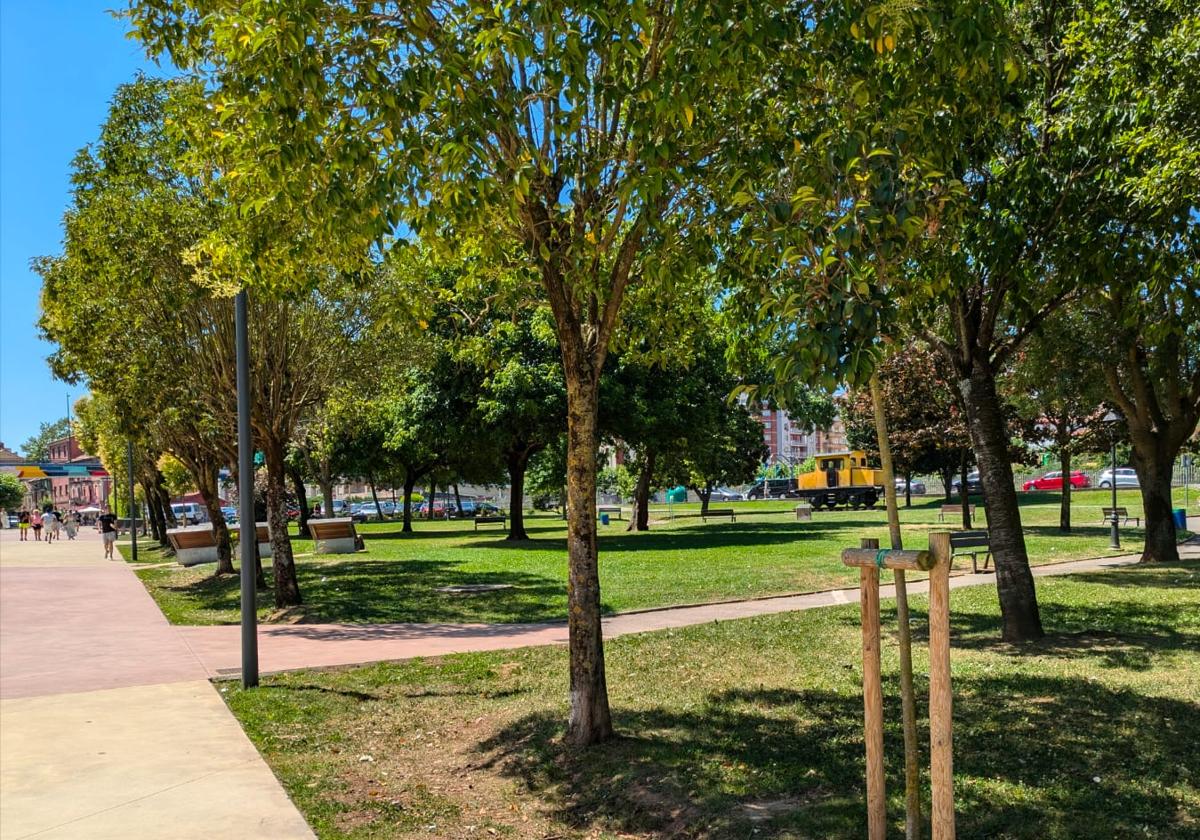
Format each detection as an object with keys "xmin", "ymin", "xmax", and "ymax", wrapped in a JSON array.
[{"xmin": 666, "ymin": 487, "xmax": 687, "ymax": 504}]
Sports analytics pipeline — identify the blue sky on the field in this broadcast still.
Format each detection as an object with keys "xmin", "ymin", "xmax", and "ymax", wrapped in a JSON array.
[{"xmin": 1, "ymin": 2, "xmax": 171, "ymax": 452}]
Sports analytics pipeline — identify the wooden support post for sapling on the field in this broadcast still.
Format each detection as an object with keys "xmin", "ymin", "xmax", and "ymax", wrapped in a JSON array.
[
  {"xmin": 858, "ymin": 537, "xmax": 887, "ymax": 840},
  {"xmin": 927, "ymin": 531, "xmax": 956, "ymax": 839},
  {"xmin": 842, "ymin": 533, "xmax": 956, "ymax": 840}
]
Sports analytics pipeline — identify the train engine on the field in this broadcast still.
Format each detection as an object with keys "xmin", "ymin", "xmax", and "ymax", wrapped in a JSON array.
[{"xmin": 796, "ymin": 450, "xmax": 884, "ymax": 509}]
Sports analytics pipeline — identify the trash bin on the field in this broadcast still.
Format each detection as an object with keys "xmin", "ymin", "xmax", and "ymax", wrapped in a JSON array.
[
  {"xmin": 600, "ymin": 513, "xmax": 610, "ymax": 526},
  {"xmin": 1173, "ymin": 509, "xmax": 1187, "ymax": 530},
  {"xmin": 666, "ymin": 487, "xmax": 687, "ymax": 504}
]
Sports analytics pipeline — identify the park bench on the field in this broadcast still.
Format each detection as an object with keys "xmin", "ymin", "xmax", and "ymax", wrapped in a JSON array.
[
  {"xmin": 308, "ymin": 517, "xmax": 362, "ymax": 554},
  {"xmin": 167, "ymin": 525, "xmax": 219, "ymax": 566},
  {"xmin": 794, "ymin": 504, "xmax": 813, "ymax": 521},
  {"xmin": 474, "ymin": 514, "xmax": 507, "ymax": 531},
  {"xmin": 950, "ymin": 529, "xmax": 992, "ymax": 574},
  {"xmin": 1102, "ymin": 506, "xmax": 1140, "ymax": 527},
  {"xmin": 701, "ymin": 507, "xmax": 736, "ymax": 523},
  {"xmin": 938, "ymin": 503, "xmax": 977, "ymax": 523},
  {"xmin": 597, "ymin": 505, "xmax": 624, "ymax": 520},
  {"xmin": 229, "ymin": 522, "xmax": 273, "ymax": 558}
]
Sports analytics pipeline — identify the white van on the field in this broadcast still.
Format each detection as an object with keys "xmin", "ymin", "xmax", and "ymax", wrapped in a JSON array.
[{"xmin": 171, "ymin": 503, "xmax": 209, "ymax": 525}]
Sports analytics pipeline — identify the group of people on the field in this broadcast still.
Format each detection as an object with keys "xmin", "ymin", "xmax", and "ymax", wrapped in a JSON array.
[
  {"xmin": 16, "ymin": 506, "xmax": 121, "ymax": 557},
  {"xmin": 16, "ymin": 507, "xmax": 78, "ymax": 542}
]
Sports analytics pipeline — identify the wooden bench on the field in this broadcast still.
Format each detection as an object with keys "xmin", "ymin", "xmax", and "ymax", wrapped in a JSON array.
[
  {"xmin": 950, "ymin": 529, "xmax": 992, "ymax": 573},
  {"xmin": 1102, "ymin": 506, "xmax": 1141, "ymax": 527},
  {"xmin": 597, "ymin": 505, "xmax": 624, "ymax": 520},
  {"xmin": 701, "ymin": 507, "xmax": 736, "ymax": 522},
  {"xmin": 229, "ymin": 522, "xmax": 273, "ymax": 558},
  {"xmin": 938, "ymin": 503, "xmax": 977, "ymax": 523},
  {"xmin": 474, "ymin": 514, "xmax": 507, "ymax": 531},
  {"xmin": 308, "ymin": 517, "xmax": 361, "ymax": 554},
  {"xmin": 167, "ymin": 524, "xmax": 219, "ymax": 566}
]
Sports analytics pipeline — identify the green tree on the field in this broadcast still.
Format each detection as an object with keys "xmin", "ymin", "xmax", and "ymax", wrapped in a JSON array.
[
  {"xmin": 1005, "ymin": 312, "xmax": 1110, "ymax": 533},
  {"xmin": 21, "ymin": 418, "xmax": 71, "ymax": 461},
  {"xmin": 0, "ymin": 473, "xmax": 24, "ymax": 512},
  {"xmin": 129, "ymin": 0, "xmax": 789, "ymax": 743},
  {"xmin": 659, "ymin": 405, "xmax": 767, "ymax": 515},
  {"xmin": 1056, "ymin": 0, "xmax": 1200, "ymax": 562}
]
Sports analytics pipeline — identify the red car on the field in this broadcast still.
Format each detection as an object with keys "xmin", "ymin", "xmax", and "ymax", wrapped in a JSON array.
[{"xmin": 1022, "ymin": 470, "xmax": 1090, "ymax": 491}]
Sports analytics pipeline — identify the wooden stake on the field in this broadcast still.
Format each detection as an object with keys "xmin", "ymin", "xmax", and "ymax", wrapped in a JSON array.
[
  {"xmin": 870, "ymin": 373, "xmax": 922, "ymax": 839},
  {"xmin": 859, "ymin": 538, "xmax": 886, "ymax": 840},
  {"xmin": 928, "ymin": 531, "xmax": 956, "ymax": 839}
]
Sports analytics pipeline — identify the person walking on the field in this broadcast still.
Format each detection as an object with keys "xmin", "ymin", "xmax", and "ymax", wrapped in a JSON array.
[
  {"xmin": 30, "ymin": 509, "xmax": 43, "ymax": 541},
  {"xmin": 64, "ymin": 510, "xmax": 79, "ymax": 540},
  {"xmin": 44, "ymin": 509, "xmax": 60, "ymax": 543},
  {"xmin": 18, "ymin": 510, "xmax": 30, "ymax": 541},
  {"xmin": 97, "ymin": 506, "xmax": 120, "ymax": 560}
]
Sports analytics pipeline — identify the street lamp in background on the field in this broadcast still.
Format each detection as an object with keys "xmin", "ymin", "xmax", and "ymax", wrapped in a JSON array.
[{"xmin": 1103, "ymin": 410, "xmax": 1122, "ymax": 550}]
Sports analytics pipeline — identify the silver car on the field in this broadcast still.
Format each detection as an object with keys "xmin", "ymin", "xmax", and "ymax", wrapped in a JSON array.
[{"xmin": 1097, "ymin": 468, "xmax": 1139, "ymax": 489}]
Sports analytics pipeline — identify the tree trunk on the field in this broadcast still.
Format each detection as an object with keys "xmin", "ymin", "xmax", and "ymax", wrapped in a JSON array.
[
  {"xmin": 402, "ymin": 474, "xmax": 416, "ymax": 533},
  {"xmin": 1132, "ymin": 445, "xmax": 1179, "ymax": 564},
  {"xmin": 319, "ymin": 476, "xmax": 334, "ymax": 519},
  {"xmin": 368, "ymin": 471, "xmax": 384, "ymax": 522},
  {"xmin": 939, "ymin": 466, "xmax": 955, "ymax": 503},
  {"xmin": 903, "ymin": 473, "xmax": 912, "ymax": 508},
  {"xmin": 697, "ymin": 482, "xmax": 712, "ymax": 516},
  {"xmin": 427, "ymin": 479, "xmax": 436, "ymax": 520},
  {"xmin": 141, "ymin": 479, "xmax": 162, "ymax": 543},
  {"xmin": 506, "ymin": 447, "xmax": 532, "ymax": 540},
  {"xmin": 959, "ymin": 452, "xmax": 972, "ymax": 530},
  {"xmin": 958, "ymin": 366, "xmax": 1044, "ymax": 642},
  {"xmin": 197, "ymin": 470, "xmax": 234, "ymax": 576},
  {"xmin": 1058, "ymin": 436, "xmax": 1072, "ymax": 534},
  {"xmin": 264, "ymin": 441, "xmax": 302, "ymax": 607},
  {"xmin": 629, "ymin": 448, "xmax": 655, "ymax": 532},
  {"xmin": 156, "ymin": 472, "xmax": 177, "ymax": 528},
  {"xmin": 452, "ymin": 483, "xmax": 462, "ymax": 516},
  {"xmin": 288, "ymin": 464, "xmax": 311, "ymax": 539},
  {"xmin": 563, "ymin": 367, "xmax": 613, "ymax": 746}
]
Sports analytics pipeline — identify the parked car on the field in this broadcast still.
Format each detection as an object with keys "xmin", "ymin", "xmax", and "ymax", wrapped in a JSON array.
[
  {"xmin": 710, "ymin": 487, "xmax": 745, "ymax": 502},
  {"xmin": 950, "ymin": 472, "xmax": 984, "ymax": 496},
  {"xmin": 220, "ymin": 506, "xmax": 239, "ymax": 523},
  {"xmin": 746, "ymin": 478, "xmax": 799, "ymax": 499},
  {"xmin": 286, "ymin": 503, "xmax": 302, "ymax": 521},
  {"xmin": 1097, "ymin": 467, "xmax": 1140, "ymax": 489},
  {"xmin": 1022, "ymin": 470, "xmax": 1091, "ymax": 491},
  {"xmin": 7, "ymin": 513, "xmax": 18, "ymax": 528},
  {"xmin": 895, "ymin": 478, "xmax": 927, "ymax": 496},
  {"xmin": 171, "ymin": 502, "xmax": 209, "ymax": 524}
]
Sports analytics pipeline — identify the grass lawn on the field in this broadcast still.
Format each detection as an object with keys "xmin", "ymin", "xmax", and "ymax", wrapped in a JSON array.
[
  {"xmin": 124, "ymin": 488, "xmax": 1195, "ymax": 626},
  {"xmin": 223, "ymin": 558, "xmax": 1200, "ymax": 839}
]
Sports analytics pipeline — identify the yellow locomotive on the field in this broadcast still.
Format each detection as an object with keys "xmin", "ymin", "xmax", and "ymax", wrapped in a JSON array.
[{"xmin": 796, "ymin": 450, "xmax": 885, "ymax": 509}]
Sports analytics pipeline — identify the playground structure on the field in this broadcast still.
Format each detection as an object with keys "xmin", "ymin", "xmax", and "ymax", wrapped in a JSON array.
[
  {"xmin": 796, "ymin": 450, "xmax": 885, "ymax": 509},
  {"xmin": 842, "ymin": 532, "xmax": 955, "ymax": 839}
]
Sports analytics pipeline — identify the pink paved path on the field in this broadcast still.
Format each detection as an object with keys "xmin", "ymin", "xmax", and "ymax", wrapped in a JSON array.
[
  {"xmin": 177, "ymin": 550, "xmax": 1166, "ymax": 679},
  {"xmin": 0, "ymin": 527, "xmax": 314, "ymax": 838}
]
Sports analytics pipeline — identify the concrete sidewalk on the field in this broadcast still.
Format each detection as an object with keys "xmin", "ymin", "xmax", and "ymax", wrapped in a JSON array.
[
  {"xmin": 178, "ymin": 545, "xmax": 1195, "ymax": 680},
  {"xmin": 0, "ymin": 529, "xmax": 313, "ymax": 839}
]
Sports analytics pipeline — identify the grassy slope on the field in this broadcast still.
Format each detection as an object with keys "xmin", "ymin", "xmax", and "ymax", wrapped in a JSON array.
[
  {"xmin": 125, "ymin": 489, "xmax": 1194, "ymax": 626},
  {"xmin": 224, "ymin": 559, "xmax": 1200, "ymax": 839}
]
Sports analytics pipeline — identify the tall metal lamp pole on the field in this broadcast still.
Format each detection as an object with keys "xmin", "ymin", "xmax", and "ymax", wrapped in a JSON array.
[
  {"xmin": 1103, "ymin": 411, "xmax": 1121, "ymax": 550},
  {"xmin": 127, "ymin": 439, "xmax": 138, "ymax": 562},
  {"xmin": 235, "ymin": 290, "xmax": 259, "ymax": 688}
]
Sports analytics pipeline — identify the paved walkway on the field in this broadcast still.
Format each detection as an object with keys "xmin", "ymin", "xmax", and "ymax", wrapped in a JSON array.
[
  {"xmin": 0, "ymin": 528, "xmax": 314, "ymax": 839},
  {"xmin": 177, "ymin": 542, "xmax": 1198, "ymax": 679}
]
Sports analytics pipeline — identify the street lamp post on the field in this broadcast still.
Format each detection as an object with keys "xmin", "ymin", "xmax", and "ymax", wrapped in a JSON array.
[
  {"xmin": 235, "ymin": 290, "xmax": 259, "ymax": 688},
  {"xmin": 1103, "ymin": 410, "xmax": 1121, "ymax": 550}
]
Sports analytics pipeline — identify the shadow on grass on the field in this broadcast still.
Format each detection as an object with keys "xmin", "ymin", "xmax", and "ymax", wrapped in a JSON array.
[
  {"xmin": 155, "ymin": 557, "xmax": 583, "ymax": 624},
  {"xmin": 476, "ymin": 674, "xmax": 1198, "ymax": 839}
]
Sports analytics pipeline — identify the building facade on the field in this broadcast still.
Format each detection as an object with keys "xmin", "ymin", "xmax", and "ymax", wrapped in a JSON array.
[
  {"xmin": 754, "ymin": 409, "xmax": 847, "ymax": 464},
  {"xmin": 46, "ymin": 436, "xmax": 109, "ymax": 509}
]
